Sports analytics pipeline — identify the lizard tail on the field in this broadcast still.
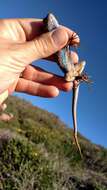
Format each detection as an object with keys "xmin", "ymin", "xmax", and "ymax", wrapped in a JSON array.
[
  {"xmin": 72, "ymin": 84, "xmax": 83, "ymax": 158},
  {"xmin": 73, "ymin": 130, "xmax": 83, "ymax": 158}
]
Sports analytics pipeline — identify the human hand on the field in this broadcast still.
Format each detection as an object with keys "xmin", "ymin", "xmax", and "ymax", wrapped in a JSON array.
[{"xmin": 0, "ymin": 18, "xmax": 80, "ymax": 104}]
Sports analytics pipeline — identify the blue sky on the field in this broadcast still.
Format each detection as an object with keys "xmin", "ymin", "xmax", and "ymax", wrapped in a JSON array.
[{"xmin": 0, "ymin": 0, "xmax": 107, "ymax": 148}]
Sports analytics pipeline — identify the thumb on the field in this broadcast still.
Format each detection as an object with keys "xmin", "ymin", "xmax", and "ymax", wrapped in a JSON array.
[{"xmin": 18, "ymin": 27, "xmax": 69, "ymax": 64}]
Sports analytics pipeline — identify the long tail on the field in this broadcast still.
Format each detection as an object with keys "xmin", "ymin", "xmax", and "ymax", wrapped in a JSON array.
[{"xmin": 72, "ymin": 84, "xmax": 83, "ymax": 158}]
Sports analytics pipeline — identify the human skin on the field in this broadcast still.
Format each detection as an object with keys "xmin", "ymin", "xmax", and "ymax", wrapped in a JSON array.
[{"xmin": 0, "ymin": 18, "xmax": 80, "ymax": 105}]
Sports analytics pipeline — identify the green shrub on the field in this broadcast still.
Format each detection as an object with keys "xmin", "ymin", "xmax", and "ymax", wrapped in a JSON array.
[{"xmin": 0, "ymin": 96, "xmax": 106, "ymax": 190}]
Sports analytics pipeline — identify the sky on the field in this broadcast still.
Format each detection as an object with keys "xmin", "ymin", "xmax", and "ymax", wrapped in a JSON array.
[{"xmin": 0, "ymin": 0, "xmax": 107, "ymax": 148}]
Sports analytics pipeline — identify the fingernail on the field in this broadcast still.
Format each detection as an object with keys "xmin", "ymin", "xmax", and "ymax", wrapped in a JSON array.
[{"xmin": 52, "ymin": 28, "xmax": 68, "ymax": 47}]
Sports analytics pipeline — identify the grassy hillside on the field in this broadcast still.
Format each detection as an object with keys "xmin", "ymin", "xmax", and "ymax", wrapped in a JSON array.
[{"xmin": 0, "ymin": 96, "xmax": 107, "ymax": 190}]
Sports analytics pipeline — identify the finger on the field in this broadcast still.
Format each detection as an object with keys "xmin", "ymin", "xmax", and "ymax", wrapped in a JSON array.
[
  {"xmin": 15, "ymin": 27, "xmax": 69, "ymax": 65},
  {"xmin": 60, "ymin": 26, "xmax": 80, "ymax": 46},
  {"xmin": 0, "ymin": 90, "xmax": 8, "ymax": 105},
  {"xmin": 18, "ymin": 19, "xmax": 80, "ymax": 45},
  {"xmin": 15, "ymin": 78, "xmax": 59, "ymax": 98},
  {"xmin": 14, "ymin": 25, "xmax": 80, "ymax": 65},
  {"xmin": 0, "ymin": 113, "xmax": 13, "ymax": 121},
  {"xmin": 22, "ymin": 65, "xmax": 73, "ymax": 91},
  {"xmin": 0, "ymin": 103, "xmax": 7, "ymax": 111}
]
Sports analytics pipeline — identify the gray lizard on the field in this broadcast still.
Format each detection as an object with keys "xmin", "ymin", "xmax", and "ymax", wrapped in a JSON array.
[{"xmin": 43, "ymin": 13, "xmax": 91, "ymax": 157}]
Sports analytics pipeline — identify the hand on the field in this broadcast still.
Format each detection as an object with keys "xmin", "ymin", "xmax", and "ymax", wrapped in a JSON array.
[{"xmin": 0, "ymin": 18, "xmax": 80, "ymax": 104}]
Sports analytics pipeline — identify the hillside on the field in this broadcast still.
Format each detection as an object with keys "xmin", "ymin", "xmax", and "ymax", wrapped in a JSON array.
[{"xmin": 0, "ymin": 96, "xmax": 107, "ymax": 190}]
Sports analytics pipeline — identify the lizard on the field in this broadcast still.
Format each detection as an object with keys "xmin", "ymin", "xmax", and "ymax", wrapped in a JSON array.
[{"xmin": 43, "ymin": 13, "xmax": 91, "ymax": 158}]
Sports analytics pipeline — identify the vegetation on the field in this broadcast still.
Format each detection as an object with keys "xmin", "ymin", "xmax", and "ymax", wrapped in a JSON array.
[{"xmin": 0, "ymin": 96, "xmax": 107, "ymax": 190}]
